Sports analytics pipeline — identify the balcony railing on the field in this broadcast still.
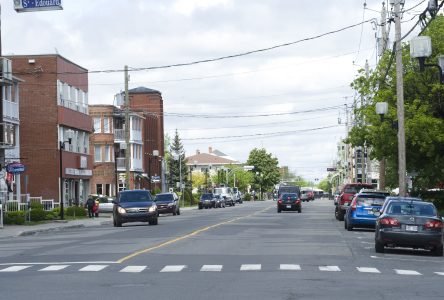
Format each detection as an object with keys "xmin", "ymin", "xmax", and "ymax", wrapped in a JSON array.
[{"xmin": 114, "ymin": 128, "xmax": 142, "ymax": 142}]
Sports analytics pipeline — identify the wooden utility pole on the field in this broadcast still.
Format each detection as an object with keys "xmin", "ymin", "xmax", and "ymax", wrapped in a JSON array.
[{"xmin": 124, "ymin": 66, "xmax": 130, "ymax": 190}]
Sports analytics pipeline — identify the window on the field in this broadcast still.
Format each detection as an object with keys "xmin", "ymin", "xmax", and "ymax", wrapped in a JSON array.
[
  {"xmin": 104, "ymin": 117, "xmax": 111, "ymax": 133},
  {"xmin": 104, "ymin": 145, "xmax": 111, "ymax": 162},
  {"xmin": 93, "ymin": 117, "xmax": 101, "ymax": 133},
  {"xmin": 105, "ymin": 184, "xmax": 111, "ymax": 196},
  {"xmin": 84, "ymin": 133, "xmax": 89, "ymax": 154},
  {"xmin": 94, "ymin": 145, "xmax": 102, "ymax": 162},
  {"xmin": 96, "ymin": 184, "xmax": 103, "ymax": 195}
]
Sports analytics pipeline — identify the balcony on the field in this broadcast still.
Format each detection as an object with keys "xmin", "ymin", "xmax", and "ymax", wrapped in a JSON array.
[
  {"xmin": 0, "ymin": 122, "xmax": 15, "ymax": 149},
  {"xmin": 114, "ymin": 128, "xmax": 142, "ymax": 143},
  {"xmin": 3, "ymin": 100, "xmax": 19, "ymax": 121},
  {"xmin": 116, "ymin": 157, "xmax": 126, "ymax": 171},
  {"xmin": 0, "ymin": 58, "xmax": 13, "ymax": 86}
]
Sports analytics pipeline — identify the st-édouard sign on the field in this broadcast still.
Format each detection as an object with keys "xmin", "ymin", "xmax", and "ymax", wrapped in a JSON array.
[
  {"xmin": 14, "ymin": 0, "xmax": 63, "ymax": 12},
  {"xmin": 6, "ymin": 162, "xmax": 26, "ymax": 174}
]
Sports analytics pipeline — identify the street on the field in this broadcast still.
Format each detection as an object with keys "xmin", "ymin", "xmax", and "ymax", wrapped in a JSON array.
[{"xmin": 1, "ymin": 199, "xmax": 444, "ymax": 300}]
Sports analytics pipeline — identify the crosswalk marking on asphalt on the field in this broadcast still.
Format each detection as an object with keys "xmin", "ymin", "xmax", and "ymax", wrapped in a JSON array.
[
  {"xmin": 0, "ymin": 265, "xmax": 31, "ymax": 272},
  {"xmin": 434, "ymin": 272, "xmax": 444, "ymax": 276},
  {"xmin": 319, "ymin": 266, "xmax": 341, "ymax": 272},
  {"xmin": 79, "ymin": 265, "xmax": 108, "ymax": 272},
  {"xmin": 160, "ymin": 265, "xmax": 186, "ymax": 272},
  {"xmin": 240, "ymin": 264, "xmax": 261, "ymax": 271},
  {"xmin": 280, "ymin": 264, "xmax": 301, "ymax": 271},
  {"xmin": 200, "ymin": 265, "xmax": 223, "ymax": 272},
  {"xmin": 119, "ymin": 266, "xmax": 147, "ymax": 273},
  {"xmin": 357, "ymin": 267, "xmax": 380, "ymax": 273},
  {"xmin": 394, "ymin": 269, "xmax": 422, "ymax": 275},
  {"xmin": 39, "ymin": 265, "xmax": 69, "ymax": 272}
]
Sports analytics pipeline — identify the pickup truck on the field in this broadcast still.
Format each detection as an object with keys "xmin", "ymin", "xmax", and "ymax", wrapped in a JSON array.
[{"xmin": 335, "ymin": 183, "xmax": 373, "ymax": 221}]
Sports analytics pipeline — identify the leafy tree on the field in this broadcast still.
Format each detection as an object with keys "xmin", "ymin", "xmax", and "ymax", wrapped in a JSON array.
[
  {"xmin": 246, "ymin": 148, "xmax": 280, "ymax": 193},
  {"xmin": 346, "ymin": 16, "xmax": 444, "ymax": 190},
  {"xmin": 167, "ymin": 130, "xmax": 188, "ymax": 191}
]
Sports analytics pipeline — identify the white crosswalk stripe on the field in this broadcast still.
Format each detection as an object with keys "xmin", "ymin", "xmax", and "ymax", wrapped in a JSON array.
[
  {"xmin": 280, "ymin": 264, "xmax": 301, "ymax": 271},
  {"xmin": 119, "ymin": 266, "xmax": 147, "ymax": 273},
  {"xmin": 79, "ymin": 265, "xmax": 108, "ymax": 272},
  {"xmin": 160, "ymin": 265, "xmax": 186, "ymax": 272},
  {"xmin": 0, "ymin": 265, "xmax": 31, "ymax": 272},
  {"xmin": 240, "ymin": 264, "xmax": 261, "ymax": 271},
  {"xmin": 434, "ymin": 272, "xmax": 444, "ymax": 276},
  {"xmin": 319, "ymin": 266, "xmax": 341, "ymax": 272},
  {"xmin": 39, "ymin": 265, "xmax": 69, "ymax": 272},
  {"xmin": 394, "ymin": 269, "xmax": 422, "ymax": 275},
  {"xmin": 200, "ymin": 265, "xmax": 223, "ymax": 272},
  {"xmin": 357, "ymin": 267, "xmax": 380, "ymax": 273}
]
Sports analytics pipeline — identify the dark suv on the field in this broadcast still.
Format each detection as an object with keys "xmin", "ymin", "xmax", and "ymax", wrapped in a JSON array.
[
  {"xmin": 335, "ymin": 183, "xmax": 373, "ymax": 221},
  {"xmin": 155, "ymin": 193, "xmax": 180, "ymax": 215},
  {"xmin": 113, "ymin": 190, "xmax": 158, "ymax": 227},
  {"xmin": 199, "ymin": 193, "xmax": 214, "ymax": 209}
]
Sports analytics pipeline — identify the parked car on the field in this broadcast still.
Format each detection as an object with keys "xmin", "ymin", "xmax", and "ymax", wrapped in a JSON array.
[
  {"xmin": 380, "ymin": 196, "xmax": 423, "ymax": 214},
  {"xmin": 232, "ymin": 188, "xmax": 243, "ymax": 204},
  {"xmin": 375, "ymin": 199, "xmax": 443, "ymax": 256},
  {"xmin": 277, "ymin": 193, "xmax": 301, "ymax": 213},
  {"xmin": 112, "ymin": 190, "xmax": 158, "ymax": 227},
  {"xmin": 344, "ymin": 193, "xmax": 386, "ymax": 231},
  {"xmin": 199, "ymin": 193, "xmax": 214, "ymax": 209},
  {"xmin": 90, "ymin": 194, "xmax": 114, "ymax": 213},
  {"xmin": 300, "ymin": 189, "xmax": 312, "ymax": 202},
  {"xmin": 335, "ymin": 183, "xmax": 373, "ymax": 221},
  {"xmin": 214, "ymin": 194, "xmax": 226, "ymax": 208},
  {"xmin": 155, "ymin": 192, "xmax": 180, "ymax": 216},
  {"xmin": 214, "ymin": 187, "xmax": 235, "ymax": 206}
]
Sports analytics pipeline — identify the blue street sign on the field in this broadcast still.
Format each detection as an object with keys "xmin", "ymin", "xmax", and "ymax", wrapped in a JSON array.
[
  {"xmin": 14, "ymin": 0, "xmax": 63, "ymax": 12},
  {"xmin": 6, "ymin": 163, "xmax": 26, "ymax": 174}
]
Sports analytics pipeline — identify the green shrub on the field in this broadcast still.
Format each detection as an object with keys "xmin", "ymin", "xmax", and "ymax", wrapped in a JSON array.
[
  {"xmin": 30, "ymin": 202, "xmax": 44, "ymax": 210},
  {"xmin": 4, "ymin": 211, "xmax": 26, "ymax": 225},
  {"xmin": 30, "ymin": 208, "xmax": 46, "ymax": 222},
  {"xmin": 65, "ymin": 206, "xmax": 86, "ymax": 217},
  {"xmin": 244, "ymin": 193, "xmax": 252, "ymax": 201}
]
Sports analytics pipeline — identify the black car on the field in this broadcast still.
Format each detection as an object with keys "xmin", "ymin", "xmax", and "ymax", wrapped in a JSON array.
[
  {"xmin": 113, "ymin": 190, "xmax": 158, "ymax": 227},
  {"xmin": 214, "ymin": 194, "xmax": 226, "ymax": 208},
  {"xmin": 375, "ymin": 199, "xmax": 443, "ymax": 256},
  {"xmin": 155, "ymin": 192, "xmax": 180, "ymax": 215},
  {"xmin": 199, "ymin": 193, "xmax": 214, "ymax": 209},
  {"xmin": 277, "ymin": 193, "xmax": 301, "ymax": 213}
]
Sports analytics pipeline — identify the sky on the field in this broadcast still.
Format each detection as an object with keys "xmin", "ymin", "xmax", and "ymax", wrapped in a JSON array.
[{"xmin": 2, "ymin": 0, "xmax": 430, "ymax": 182}]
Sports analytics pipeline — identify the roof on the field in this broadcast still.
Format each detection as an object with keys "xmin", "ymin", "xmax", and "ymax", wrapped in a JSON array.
[
  {"xmin": 186, "ymin": 153, "xmax": 239, "ymax": 165},
  {"xmin": 128, "ymin": 86, "xmax": 161, "ymax": 95}
]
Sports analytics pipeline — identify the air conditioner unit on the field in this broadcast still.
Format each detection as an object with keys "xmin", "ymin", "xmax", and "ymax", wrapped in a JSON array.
[{"xmin": 0, "ymin": 58, "xmax": 13, "ymax": 86}]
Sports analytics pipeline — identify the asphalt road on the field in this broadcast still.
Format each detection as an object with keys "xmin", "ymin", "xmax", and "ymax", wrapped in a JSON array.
[{"xmin": 1, "ymin": 198, "xmax": 443, "ymax": 300}]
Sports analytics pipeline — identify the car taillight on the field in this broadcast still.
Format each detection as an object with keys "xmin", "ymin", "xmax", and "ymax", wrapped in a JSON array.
[
  {"xmin": 296, "ymin": 199, "xmax": 301, "ymax": 204},
  {"xmin": 380, "ymin": 217, "xmax": 400, "ymax": 226},
  {"xmin": 351, "ymin": 203, "xmax": 357, "ymax": 211},
  {"xmin": 278, "ymin": 200, "xmax": 282, "ymax": 204},
  {"xmin": 424, "ymin": 220, "xmax": 443, "ymax": 229}
]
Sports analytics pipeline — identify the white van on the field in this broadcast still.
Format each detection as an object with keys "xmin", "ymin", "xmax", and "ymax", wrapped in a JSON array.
[{"xmin": 214, "ymin": 187, "xmax": 235, "ymax": 206}]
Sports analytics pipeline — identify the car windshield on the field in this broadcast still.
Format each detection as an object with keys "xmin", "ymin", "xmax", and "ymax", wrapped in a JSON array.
[
  {"xmin": 201, "ymin": 194, "xmax": 213, "ymax": 200},
  {"xmin": 387, "ymin": 202, "xmax": 436, "ymax": 216},
  {"xmin": 155, "ymin": 194, "xmax": 174, "ymax": 201},
  {"xmin": 356, "ymin": 196, "xmax": 385, "ymax": 206},
  {"xmin": 119, "ymin": 191, "xmax": 152, "ymax": 203}
]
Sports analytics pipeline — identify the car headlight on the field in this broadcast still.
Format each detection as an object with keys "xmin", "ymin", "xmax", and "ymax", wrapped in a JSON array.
[
  {"xmin": 149, "ymin": 205, "xmax": 157, "ymax": 212},
  {"xmin": 167, "ymin": 202, "xmax": 174, "ymax": 207},
  {"xmin": 117, "ymin": 207, "xmax": 126, "ymax": 214}
]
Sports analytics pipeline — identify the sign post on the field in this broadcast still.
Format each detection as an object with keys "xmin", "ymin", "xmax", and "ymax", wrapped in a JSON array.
[{"xmin": 14, "ymin": 0, "xmax": 63, "ymax": 12}]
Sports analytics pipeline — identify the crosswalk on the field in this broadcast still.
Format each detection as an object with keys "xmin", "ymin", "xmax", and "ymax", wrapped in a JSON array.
[{"xmin": 0, "ymin": 263, "xmax": 442, "ymax": 276}]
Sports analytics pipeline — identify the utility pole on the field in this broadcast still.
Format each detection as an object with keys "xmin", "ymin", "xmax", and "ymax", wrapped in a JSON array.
[
  {"xmin": 394, "ymin": 0, "xmax": 407, "ymax": 196},
  {"xmin": 124, "ymin": 66, "xmax": 130, "ymax": 190}
]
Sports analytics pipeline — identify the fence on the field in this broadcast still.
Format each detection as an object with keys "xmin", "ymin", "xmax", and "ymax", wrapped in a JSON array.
[{"xmin": 3, "ymin": 195, "xmax": 56, "ymax": 212}]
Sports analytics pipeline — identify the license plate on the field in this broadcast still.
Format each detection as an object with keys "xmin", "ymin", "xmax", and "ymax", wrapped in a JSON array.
[
  {"xmin": 405, "ymin": 225, "xmax": 418, "ymax": 232},
  {"xmin": 286, "ymin": 205, "xmax": 291, "ymax": 208}
]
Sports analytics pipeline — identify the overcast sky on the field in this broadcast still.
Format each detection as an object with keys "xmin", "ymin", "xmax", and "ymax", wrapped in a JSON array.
[{"xmin": 2, "ymin": 0, "xmax": 428, "ymax": 182}]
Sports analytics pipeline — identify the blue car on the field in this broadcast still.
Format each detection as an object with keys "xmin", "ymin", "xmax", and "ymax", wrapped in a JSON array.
[
  {"xmin": 113, "ymin": 190, "xmax": 158, "ymax": 227},
  {"xmin": 344, "ymin": 193, "xmax": 387, "ymax": 231}
]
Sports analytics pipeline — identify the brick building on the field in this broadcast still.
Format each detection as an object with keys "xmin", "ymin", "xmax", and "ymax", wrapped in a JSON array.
[{"xmin": 8, "ymin": 54, "xmax": 93, "ymax": 205}]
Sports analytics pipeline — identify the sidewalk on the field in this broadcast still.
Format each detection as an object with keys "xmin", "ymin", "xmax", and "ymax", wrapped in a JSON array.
[{"xmin": 0, "ymin": 215, "xmax": 113, "ymax": 239}]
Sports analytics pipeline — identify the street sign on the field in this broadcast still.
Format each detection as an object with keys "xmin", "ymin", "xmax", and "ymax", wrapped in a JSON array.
[
  {"xmin": 243, "ymin": 165, "xmax": 254, "ymax": 171},
  {"xmin": 151, "ymin": 176, "xmax": 160, "ymax": 183},
  {"xmin": 6, "ymin": 162, "xmax": 26, "ymax": 174},
  {"xmin": 327, "ymin": 167, "xmax": 337, "ymax": 172},
  {"xmin": 14, "ymin": 0, "xmax": 63, "ymax": 12}
]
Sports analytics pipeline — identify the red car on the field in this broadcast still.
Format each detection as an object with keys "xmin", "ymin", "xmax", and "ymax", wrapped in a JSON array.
[{"xmin": 335, "ymin": 183, "xmax": 373, "ymax": 221}]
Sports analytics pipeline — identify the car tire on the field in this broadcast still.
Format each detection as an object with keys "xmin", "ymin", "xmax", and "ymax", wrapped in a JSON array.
[
  {"xmin": 346, "ymin": 220, "xmax": 353, "ymax": 231},
  {"xmin": 173, "ymin": 208, "xmax": 177, "ymax": 216},
  {"xmin": 375, "ymin": 240, "xmax": 384, "ymax": 253},
  {"xmin": 115, "ymin": 218, "xmax": 122, "ymax": 227},
  {"xmin": 298, "ymin": 208, "xmax": 301, "ymax": 213},
  {"xmin": 177, "ymin": 209, "xmax": 181, "ymax": 215},
  {"xmin": 336, "ymin": 209, "xmax": 344, "ymax": 221},
  {"xmin": 277, "ymin": 208, "xmax": 281, "ymax": 213},
  {"xmin": 432, "ymin": 245, "xmax": 443, "ymax": 256},
  {"xmin": 149, "ymin": 217, "xmax": 158, "ymax": 225},
  {"xmin": 198, "ymin": 206, "xmax": 202, "ymax": 210}
]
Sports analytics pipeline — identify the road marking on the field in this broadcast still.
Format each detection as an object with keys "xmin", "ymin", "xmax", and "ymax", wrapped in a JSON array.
[
  {"xmin": 117, "ymin": 206, "xmax": 271, "ymax": 263},
  {"xmin": 394, "ymin": 269, "xmax": 422, "ymax": 275},
  {"xmin": 240, "ymin": 264, "xmax": 261, "ymax": 271},
  {"xmin": 319, "ymin": 266, "xmax": 341, "ymax": 272},
  {"xmin": 160, "ymin": 265, "xmax": 186, "ymax": 272},
  {"xmin": 39, "ymin": 265, "xmax": 69, "ymax": 271},
  {"xmin": 360, "ymin": 241, "xmax": 373, "ymax": 244},
  {"xmin": 200, "ymin": 265, "xmax": 223, "ymax": 272},
  {"xmin": 79, "ymin": 265, "xmax": 108, "ymax": 272},
  {"xmin": 280, "ymin": 264, "xmax": 301, "ymax": 271},
  {"xmin": 0, "ymin": 265, "xmax": 31, "ymax": 272},
  {"xmin": 371, "ymin": 255, "xmax": 443, "ymax": 263},
  {"xmin": 0, "ymin": 261, "xmax": 117, "ymax": 266},
  {"xmin": 119, "ymin": 266, "xmax": 147, "ymax": 273},
  {"xmin": 434, "ymin": 272, "xmax": 444, "ymax": 276},
  {"xmin": 357, "ymin": 267, "xmax": 380, "ymax": 273}
]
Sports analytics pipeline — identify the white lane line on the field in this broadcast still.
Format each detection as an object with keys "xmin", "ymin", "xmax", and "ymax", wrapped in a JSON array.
[
  {"xmin": 0, "ymin": 265, "xmax": 31, "ymax": 272},
  {"xmin": 200, "ymin": 265, "xmax": 223, "ymax": 272},
  {"xmin": 39, "ymin": 265, "xmax": 69, "ymax": 272},
  {"xmin": 160, "ymin": 265, "xmax": 186, "ymax": 272},
  {"xmin": 319, "ymin": 266, "xmax": 341, "ymax": 272},
  {"xmin": 434, "ymin": 272, "xmax": 444, "ymax": 276},
  {"xmin": 240, "ymin": 264, "xmax": 261, "ymax": 271},
  {"xmin": 357, "ymin": 267, "xmax": 380, "ymax": 273},
  {"xmin": 79, "ymin": 265, "xmax": 108, "ymax": 272},
  {"xmin": 119, "ymin": 266, "xmax": 147, "ymax": 273},
  {"xmin": 394, "ymin": 269, "xmax": 422, "ymax": 275},
  {"xmin": 280, "ymin": 264, "xmax": 301, "ymax": 271}
]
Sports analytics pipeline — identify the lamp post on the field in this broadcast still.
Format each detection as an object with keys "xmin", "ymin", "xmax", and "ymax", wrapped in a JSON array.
[
  {"xmin": 410, "ymin": 36, "xmax": 444, "ymax": 84},
  {"xmin": 59, "ymin": 129, "xmax": 74, "ymax": 220}
]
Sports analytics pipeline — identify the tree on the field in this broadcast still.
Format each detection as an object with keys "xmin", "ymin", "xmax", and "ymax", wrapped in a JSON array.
[
  {"xmin": 246, "ymin": 148, "xmax": 280, "ymax": 194},
  {"xmin": 347, "ymin": 16, "xmax": 444, "ymax": 190},
  {"xmin": 167, "ymin": 130, "xmax": 188, "ymax": 191}
]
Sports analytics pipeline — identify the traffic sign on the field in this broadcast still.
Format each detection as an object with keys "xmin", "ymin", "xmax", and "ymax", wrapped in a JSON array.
[{"xmin": 14, "ymin": 0, "xmax": 63, "ymax": 12}]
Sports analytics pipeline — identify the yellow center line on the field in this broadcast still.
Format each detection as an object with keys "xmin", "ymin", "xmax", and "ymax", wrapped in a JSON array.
[{"xmin": 117, "ymin": 205, "xmax": 271, "ymax": 263}]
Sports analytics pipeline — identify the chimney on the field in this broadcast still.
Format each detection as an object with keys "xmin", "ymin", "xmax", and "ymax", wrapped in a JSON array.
[
  {"xmin": 196, "ymin": 149, "xmax": 200, "ymax": 155},
  {"xmin": 209, "ymin": 147, "xmax": 213, "ymax": 154}
]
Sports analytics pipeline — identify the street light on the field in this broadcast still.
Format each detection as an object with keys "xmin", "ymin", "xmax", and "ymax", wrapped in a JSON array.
[
  {"xmin": 59, "ymin": 129, "xmax": 74, "ymax": 220},
  {"xmin": 410, "ymin": 36, "xmax": 444, "ymax": 84}
]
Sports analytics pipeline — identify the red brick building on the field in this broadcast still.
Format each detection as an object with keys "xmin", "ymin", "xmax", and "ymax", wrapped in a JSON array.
[{"xmin": 9, "ymin": 54, "xmax": 93, "ymax": 205}]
